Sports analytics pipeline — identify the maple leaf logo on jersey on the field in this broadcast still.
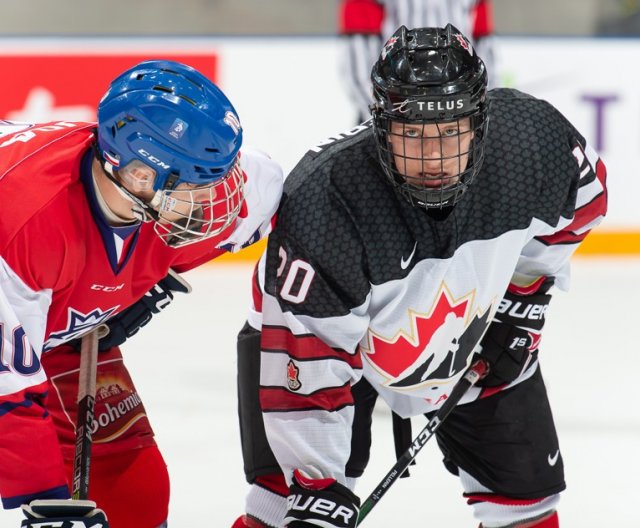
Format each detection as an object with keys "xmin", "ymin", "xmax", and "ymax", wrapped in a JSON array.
[
  {"xmin": 287, "ymin": 359, "xmax": 302, "ymax": 391},
  {"xmin": 44, "ymin": 306, "xmax": 119, "ymax": 351},
  {"xmin": 363, "ymin": 286, "xmax": 491, "ymax": 389}
]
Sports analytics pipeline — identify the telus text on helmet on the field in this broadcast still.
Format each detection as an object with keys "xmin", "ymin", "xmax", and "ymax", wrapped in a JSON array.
[
  {"xmin": 392, "ymin": 96, "xmax": 473, "ymax": 119},
  {"xmin": 395, "ymin": 98, "xmax": 467, "ymax": 114},
  {"xmin": 412, "ymin": 99, "xmax": 465, "ymax": 111}
]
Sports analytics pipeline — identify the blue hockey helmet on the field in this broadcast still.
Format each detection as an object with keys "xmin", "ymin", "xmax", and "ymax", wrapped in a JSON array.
[{"xmin": 97, "ymin": 59, "xmax": 243, "ymax": 191}]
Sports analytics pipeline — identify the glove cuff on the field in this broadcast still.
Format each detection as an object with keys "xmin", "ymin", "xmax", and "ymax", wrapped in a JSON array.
[
  {"xmin": 22, "ymin": 499, "xmax": 98, "ymax": 518},
  {"xmin": 292, "ymin": 470, "xmax": 360, "ymax": 506}
]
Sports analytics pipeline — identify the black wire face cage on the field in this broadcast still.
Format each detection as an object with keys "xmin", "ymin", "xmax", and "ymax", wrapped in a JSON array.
[{"xmin": 373, "ymin": 106, "xmax": 489, "ymax": 209}]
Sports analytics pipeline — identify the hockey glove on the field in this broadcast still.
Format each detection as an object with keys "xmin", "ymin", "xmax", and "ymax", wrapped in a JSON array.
[
  {"xmin": 478, "ymin": 279, "xmax": 553, "ymax": 387},
  {"xmin": 70, "ymin": 270, "xmax": 191, "ymax": 352},
  {"xmin": 21, "ymin": 499, "xmax": 108, "ymax": 527},
  {"xmin": 284, "ymin": 470, "xmax": 360, "ymax": 528}
]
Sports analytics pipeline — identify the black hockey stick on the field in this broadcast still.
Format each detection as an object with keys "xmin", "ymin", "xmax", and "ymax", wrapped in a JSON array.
[
  {"xmin": 355, "ymin": 359, "xmax": 488, "ymax": 525},
  {"xmin": 71, "ymin": 326, "xmax": 106, "ymax": 500}
]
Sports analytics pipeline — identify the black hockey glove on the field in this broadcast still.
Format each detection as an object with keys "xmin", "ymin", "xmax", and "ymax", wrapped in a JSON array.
[
  {"xmin": 70, "ymin": 270, "xmax": 191, "ymax": 352},
  {"xmin": 478, "ymin": 279, "xmax": 553, "ymax": 387},
  {"xmin": 21, "ymin": 499, "xmax": 109, "ymax": 527},
  {"xmin": 284, "ymin": 470, "xmax": 360, "ymax": 528}
]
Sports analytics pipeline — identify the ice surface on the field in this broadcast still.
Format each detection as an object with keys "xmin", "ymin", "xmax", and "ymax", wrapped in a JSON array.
[{"xmin": 2, "ymin": 258, "xmax": 638, "ymax": 527}]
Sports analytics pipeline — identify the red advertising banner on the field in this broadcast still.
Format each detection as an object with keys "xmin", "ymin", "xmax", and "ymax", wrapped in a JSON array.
[{"xmin": 0, "ymin": 53, "xmax": 218, "ymax": 122}]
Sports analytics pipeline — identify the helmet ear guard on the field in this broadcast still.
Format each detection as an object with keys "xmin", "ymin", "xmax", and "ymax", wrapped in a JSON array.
[{"xmin": 370, "ymin": 24, "xmax": 489, "ymax": 210}]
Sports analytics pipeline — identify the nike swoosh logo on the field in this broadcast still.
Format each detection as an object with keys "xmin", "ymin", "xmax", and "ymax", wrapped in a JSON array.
[
  {"xmin": 400, "ymin": 242, "xmax": 417, "ymax": 270},
  {"xmin": 547, "ymin": 449, "xmax": 560, "ymax": 466}
]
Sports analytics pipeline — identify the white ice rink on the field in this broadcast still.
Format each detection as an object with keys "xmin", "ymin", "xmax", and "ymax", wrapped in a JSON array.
[{"xmin": 2, "ymin": 257, "xmax": 638, "ymax": 527}]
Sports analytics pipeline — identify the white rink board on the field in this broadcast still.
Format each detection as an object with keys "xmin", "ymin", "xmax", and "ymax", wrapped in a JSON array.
[
  {"xmin": 496, "ymin": 37, "xmax": 640, "ymax": 231},
  {"xmin": 1, "ymin": 259, "xmax": 637, "ymax": 526}
]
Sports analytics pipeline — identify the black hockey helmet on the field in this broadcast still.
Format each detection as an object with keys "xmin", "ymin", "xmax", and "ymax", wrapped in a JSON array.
[{"xmin": 371, "ymin": 24, "xmax": 489, "ymax": 209}]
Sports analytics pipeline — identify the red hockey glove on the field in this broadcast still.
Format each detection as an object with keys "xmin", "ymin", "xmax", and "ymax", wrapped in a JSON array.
[
  {"xmin": 284, "ymin": 470, "xmax": 360, "ymax": 528},
  {"xmin": 478, "ymin": 278, "xmax": 553, "ymax": 387},
  {"xmin": 21, "ymin": 499, "xmax": 109, "ymax": 527}
]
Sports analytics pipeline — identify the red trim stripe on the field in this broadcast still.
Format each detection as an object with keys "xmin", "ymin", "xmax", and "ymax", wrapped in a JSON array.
[
  {"xmin": 260, "ymin": 383, "xmax": 353, "ymax": 412},
  {"xmin": 537, "ymin": 194, "xmax": 606, "ymax": 245},
  {"xmin": 479, "ymin": 384, "xmax": 507, "ymax": 399},
  {"xmin": 507, "ymin": 276, "xmax": 547, "ymax": 296},
  {"xmin": 464, "ymin": 492, "xmax": 547, "ymax": 506},
  {"xmin": 262, "ymin": 326, "xmax": 363, "ymax": 369},
  {"xmin": 255, "ymin": 473, "xmax": 289, "ymax": 497},
  {"xmin": 538, "ymin": 157, "xmax": 607, "ymax": 246}
]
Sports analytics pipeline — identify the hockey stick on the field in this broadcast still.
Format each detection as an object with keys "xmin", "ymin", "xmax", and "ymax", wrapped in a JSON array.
[
  {"xmin": 71, "ymin": 325, "xmax": 107, "ymax": 500},
  {"xmin": 355, "ymin": 359, "xmax": 488, "ymax": 525}
]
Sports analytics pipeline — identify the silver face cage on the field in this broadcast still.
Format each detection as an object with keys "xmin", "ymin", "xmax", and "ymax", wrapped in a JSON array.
[
  {"xmin": 373, "ymin": 107, "xmax": 489, "ymax": 209},
  {"xmin": 150, "ymin": 158, "xmax": 245, "ymax": 247}
]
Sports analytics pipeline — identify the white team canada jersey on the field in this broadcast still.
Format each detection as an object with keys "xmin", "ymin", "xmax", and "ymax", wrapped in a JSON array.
[{"xmin": 252, "ymin": 89, "xmax": 607, "ymax": 485}]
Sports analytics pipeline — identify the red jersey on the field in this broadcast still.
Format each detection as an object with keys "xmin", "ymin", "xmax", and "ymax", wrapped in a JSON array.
[{"xmin": 0, "ymin": 121, "xmax": 282, "ymax": 508}]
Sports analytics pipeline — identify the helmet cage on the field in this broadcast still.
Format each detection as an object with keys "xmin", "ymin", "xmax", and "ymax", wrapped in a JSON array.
[
  {"xmin": 370, "ymin": 25, "xmax": 489, "ymax": 209},
  {"xmin": 373, "ymin": 106, "xmax": 488, "ymax": 209},
  {"xmin": 150, "ymin": 157, "xmax": 245, "ymax": 247}
]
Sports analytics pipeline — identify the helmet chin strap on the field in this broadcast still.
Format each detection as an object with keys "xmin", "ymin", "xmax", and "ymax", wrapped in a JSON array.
[{"xmin": 98, "ymin": 157, "xmax": 163, "ymax": 223}]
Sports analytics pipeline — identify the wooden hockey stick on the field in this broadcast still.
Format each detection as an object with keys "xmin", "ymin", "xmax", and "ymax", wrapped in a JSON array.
[
  {"xmin": 71, "ymin": 325, "xmax": 107, "ymax": 500},
  {"xmin": 356, "ymin": 359, "xmax": 488, "ymax": 525}
]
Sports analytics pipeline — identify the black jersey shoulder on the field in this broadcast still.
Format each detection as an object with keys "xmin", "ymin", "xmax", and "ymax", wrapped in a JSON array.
[
  {"xmin": 266, "ymin": 91, "xmax": 587, "ymax": 317},
  {"xmin": 266, "ymin": 124, "xmax": 379, "ymax": 316},
  {"xmin": 480, "ymin": 88, "xmax": 585, "ymax": 226}
]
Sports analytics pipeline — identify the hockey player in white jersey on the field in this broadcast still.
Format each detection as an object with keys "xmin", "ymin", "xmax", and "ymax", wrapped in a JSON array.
[{"xmin": 233, "ymin": 25, "xmax": 607, "ymax": 528}]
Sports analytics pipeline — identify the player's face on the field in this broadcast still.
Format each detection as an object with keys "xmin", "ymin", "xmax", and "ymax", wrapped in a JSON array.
[
  {"xmin": 116, "ymin": 160, "xmax": 212, "ymax": 223},
  {"xmin": 388, "ymin": 118, "xmax": 473, "ymax": 188}
]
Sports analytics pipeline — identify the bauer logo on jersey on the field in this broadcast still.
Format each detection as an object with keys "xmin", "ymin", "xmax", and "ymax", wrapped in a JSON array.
[
  {"xmin": 393, "ymin": 95, "xmax": 472, "ymax": 120},
  {"xmin": 287, "ymin": 359, "xmax": 302, "ymax": 391},
  {"xmin": 362, "ymin": 286, "xmax": 492, "ymax": 389}
]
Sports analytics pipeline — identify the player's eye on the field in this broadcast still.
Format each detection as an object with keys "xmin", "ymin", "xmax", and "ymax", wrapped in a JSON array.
[
  {"xmin": 441, "ymin": 127, "xmax": 460, "ymax": 137},
  {"xmin": 402, "ymin": 127, "xmax": 422, "ymax": 138}
]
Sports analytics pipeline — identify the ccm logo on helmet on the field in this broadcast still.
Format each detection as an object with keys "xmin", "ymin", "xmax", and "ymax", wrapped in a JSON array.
[
  {"xmin": 137, "ymin": 148, "xmax": 170, "ymax": 170},
  {"xmin": 287, "ymin": 494, "xmax": 356, "ymax": 525}
]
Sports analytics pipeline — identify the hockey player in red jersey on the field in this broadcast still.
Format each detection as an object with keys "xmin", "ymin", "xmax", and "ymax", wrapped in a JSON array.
[
  {"xmin": 0, "ymin": 60, "xmax": 283, "ymax": 527},
  {"xmin": 232, "ymin": 25, "xmax": 607, "ymax": 528}
]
